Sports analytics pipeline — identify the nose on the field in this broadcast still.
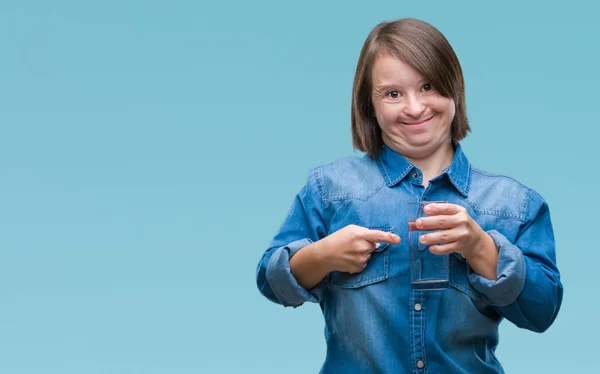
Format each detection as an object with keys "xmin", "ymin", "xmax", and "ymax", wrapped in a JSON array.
[{"xmin": 403, "ymin": 94, "xmax": 426, "ymax": 118}]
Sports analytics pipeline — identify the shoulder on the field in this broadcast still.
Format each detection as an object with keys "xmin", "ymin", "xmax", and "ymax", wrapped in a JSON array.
[
  {"xmin": 468, "ymin": 167, "xmax": 547, "ymax": 221},
  {"xmin": 470, "ymin": 167, "xmax": 532, "ymax": 196},
  {"xmin": 307, "ymin": 155, "xmax": 385, "ymax": 203}
]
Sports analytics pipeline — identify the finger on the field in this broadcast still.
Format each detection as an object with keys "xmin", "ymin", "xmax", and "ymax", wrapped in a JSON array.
[
  {"xmin": 351, "ymin": 261, "xmax": 368, "ymax": 273},
  {"xmin": 367, "ymin": 242, "xmax": 382, "ymax": 253},
  {"xmin": 419, "ymin": 227, "xmax": 465, "ymax": 246},
  {"xmin": 357, "ymin": 240, "xmax": 384, "ymax": 254},
  {"xmin": 429, "ymin": 242, "xmax": 461, "ymax": 255},
  {"xmin": 360, "ymin": 229, "xmax": 401, "ymax": 245},
  {"xmin": 414, "ymin": 215, "xmax": 460, "ymax": 231},
  {"xmin": 423, "ymin": 203, "xmax": 465, "ymax": 216}
]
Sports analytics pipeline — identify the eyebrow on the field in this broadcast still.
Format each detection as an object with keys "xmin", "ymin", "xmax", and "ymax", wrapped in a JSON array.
[
  {"xmin": 373, "ymin": 79, "xmax": 425, "ymax": 92},
  {"xmin": 373, "ymin": 84, "xmax": 396, "ymax": 92}
]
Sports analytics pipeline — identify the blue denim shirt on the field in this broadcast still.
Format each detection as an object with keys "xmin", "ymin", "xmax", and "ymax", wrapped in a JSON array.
[{"xmin": 256, "ymin": 144, "xmax": 563, "ymax": 374}]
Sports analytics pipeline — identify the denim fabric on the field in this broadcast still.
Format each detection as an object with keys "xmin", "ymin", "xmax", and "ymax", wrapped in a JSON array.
[{"xmin": 256, "ymin": 144, "xmax": 563, "ymax": 374}]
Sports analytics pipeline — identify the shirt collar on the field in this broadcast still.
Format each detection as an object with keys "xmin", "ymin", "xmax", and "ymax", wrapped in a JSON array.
[{"xmin": 376, "ymin": 143, "xmax": 471, "ymax": 197}]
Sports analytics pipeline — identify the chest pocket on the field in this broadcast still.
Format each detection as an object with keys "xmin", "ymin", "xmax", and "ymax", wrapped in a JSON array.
[{"xmin": 331, "ymin": 226, "xmax": 393, "ymax": 289}]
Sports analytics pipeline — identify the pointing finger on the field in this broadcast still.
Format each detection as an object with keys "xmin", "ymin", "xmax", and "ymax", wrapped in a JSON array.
[{"xmin": 361, "ymin": 229, "xmax": 401, "ymax": 245}]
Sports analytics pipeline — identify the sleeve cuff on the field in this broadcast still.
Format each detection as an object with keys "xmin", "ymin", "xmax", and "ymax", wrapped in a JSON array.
[
  {"xmin": 265, "ymin": 238, "xmax": 323, "ymax": 307},
  {"xmin": 467, "ymin": 230, "xmax": 527, "ymax": 307}
]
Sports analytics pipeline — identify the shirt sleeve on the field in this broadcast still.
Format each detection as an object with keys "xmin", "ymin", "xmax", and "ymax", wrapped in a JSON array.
[
  {"xmin": 467, "ymin": 230, "xmax": 527, "ymax": 306},
  {"xmin": 255, "ymin": 168, "xmax": 330, "ymax": 308},
  {"xmin": 468, "ymin": 188, "xmax": 563, "ymax": 332}
]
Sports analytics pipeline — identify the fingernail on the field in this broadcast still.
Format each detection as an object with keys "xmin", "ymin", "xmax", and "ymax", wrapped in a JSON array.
[
  {"xmin": 416, "ymin": 219, "xmax": 422, "ymax": 227},
  {"xmin": 375, "ymin": 243, "xmax": 381, "ymax": 248},
  {"xmin": 419, "ymin": 235, "xmax": 426, "ymax": 243}
]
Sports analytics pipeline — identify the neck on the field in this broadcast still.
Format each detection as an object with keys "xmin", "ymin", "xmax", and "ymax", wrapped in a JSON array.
[{"xmin": 398, "ymin": 142, "xmax": 455, "ymax": 188}]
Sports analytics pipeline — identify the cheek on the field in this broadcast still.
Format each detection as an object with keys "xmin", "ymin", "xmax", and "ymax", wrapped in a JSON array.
[
  {"xmin": 372, "ymin": 103, "xmax": 384, "ymax": 126},
  {"xmin": 373, "ymin": 103, "xmax": 396, "ymax": 126},
  {"xmin": 447, "ymin": 101, "xmax": 456, "ymax": 121},
  {"xmin": 434, "ymin": 97, "xmax": 455, "ymax": 124}
]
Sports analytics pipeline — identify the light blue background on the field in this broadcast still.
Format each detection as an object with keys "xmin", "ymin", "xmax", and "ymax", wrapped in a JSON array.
[{"xmin": 0, "ymin": 0, "xmax": 596, "ymax": 373}]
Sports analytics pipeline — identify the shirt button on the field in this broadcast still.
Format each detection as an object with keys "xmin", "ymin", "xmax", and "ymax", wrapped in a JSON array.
[
  {"xmin": 412, "ymin": 171, "xmax": 419, "ymax": 178},
  {"xmin": 414, "ymin": 303, "xmax": 422, "ymax": 312},
  {"xmin": 417, "ymin": 360, "xmax": 425, "ymax": 369}
]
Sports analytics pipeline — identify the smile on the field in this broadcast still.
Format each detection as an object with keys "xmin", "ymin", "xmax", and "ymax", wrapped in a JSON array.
[{"xmin": 402, "ymin": 115, "xmax": 435, "ymax": 126}]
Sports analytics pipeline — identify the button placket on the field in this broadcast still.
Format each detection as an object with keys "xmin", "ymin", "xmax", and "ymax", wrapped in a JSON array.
[
  {"xmin": 421, "ymin": 184, "xmax": 435, "ymax": 203},
  {"xmin": 410, "ymin": 290, "xmax": 427, "ymax": 373}
]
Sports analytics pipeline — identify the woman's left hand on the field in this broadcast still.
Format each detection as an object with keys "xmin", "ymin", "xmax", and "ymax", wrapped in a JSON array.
[{"xmin": 415, "ymin": 202, "xmax": 490, "ymax": 261}]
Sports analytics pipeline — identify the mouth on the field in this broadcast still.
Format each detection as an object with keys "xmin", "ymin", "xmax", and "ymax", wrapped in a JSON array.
[{"xmin": 402, "ymin": 115, "xmax": 435, "ymax": 126}]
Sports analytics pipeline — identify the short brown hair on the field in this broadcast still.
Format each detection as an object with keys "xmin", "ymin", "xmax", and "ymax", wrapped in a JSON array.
[{"xmin": 351, "ymin": 18, "xmax": 470, "ymax": 159}]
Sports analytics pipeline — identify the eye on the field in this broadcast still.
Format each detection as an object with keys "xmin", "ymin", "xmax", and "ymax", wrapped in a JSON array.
[
  {"xmin": 387, "ymin": 90, "xmax": 401, "ymax": 99},
  {"xmin": 422, "ymin": 83, "xmax": 434, "ymax": 92}
]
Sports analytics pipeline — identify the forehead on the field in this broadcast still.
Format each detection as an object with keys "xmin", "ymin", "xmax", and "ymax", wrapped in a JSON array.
[{"xmin": 371, "ymin": 53, "xmax": 424, "ymax": 86}]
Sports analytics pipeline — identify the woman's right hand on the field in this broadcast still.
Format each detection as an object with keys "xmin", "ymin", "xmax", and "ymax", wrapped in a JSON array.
[{"xmin": 321, "ymin": 224, "xmax": 401, "ymax": 274}]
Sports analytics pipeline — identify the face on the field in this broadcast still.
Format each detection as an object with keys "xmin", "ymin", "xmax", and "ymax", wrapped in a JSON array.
[{"xmin": 371, "ymin": 53, "xmax": 455, "ymax": 161}]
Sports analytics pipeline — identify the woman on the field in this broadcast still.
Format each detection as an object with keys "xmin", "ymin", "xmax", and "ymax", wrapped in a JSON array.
[{"xmin": 256, "ymin": 18, "xmax": 562, "ymax": 373}]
